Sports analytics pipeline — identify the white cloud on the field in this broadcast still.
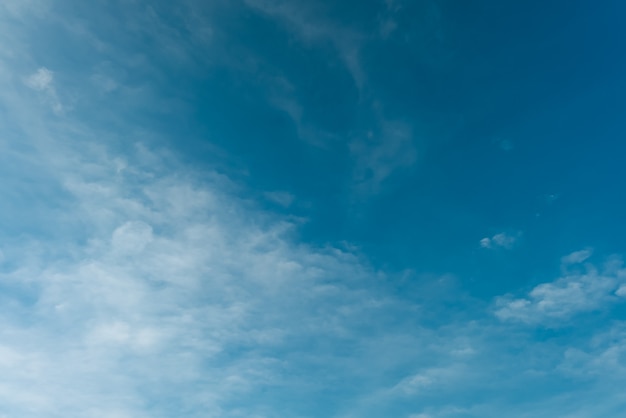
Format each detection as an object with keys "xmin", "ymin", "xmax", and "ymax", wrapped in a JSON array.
[
  {"xmin": 8, "ymin": 4, "xmax": 626, "ymax": 417},
  {"xmin": 480, "ymin": 232, "xmax": 519, "ymax": 250},
  {"xmin": 561, "ymin": 249, "xmax": 593, "ymax": 265},
  {"xmin": 0, "ymin": 0, "xmax": 48, "ymax": 20},
  {"xmin": 559, "ymin": 323, "xmax": 626, "ymax": 382},
  {"xmin": 25, "ymin": 67, "xmax": 53, "ymax": 91},
  {"xmin": 0, "ymin": 33, "xmax": 388, "ymax": 413},
  {"xmin": 394, "ymin": 373, "xmax": 434, "ymax": 393},
  {"xmin": 2, "ymin": 65, "xmax": 405, "ymax": 414},
  {"xmin": 0, "ymin": 133, "xmax": 391, "ymax": 415},
  {"xmin": 495, "ymin": 257, "xmax": 626, "ymax": 324},
  {"xmin": 24, "ymin": 67, "xmax": 63, "ymax": 114},
  {"xmin": 390, "ymin": 366, "xmax": 461, "ymax": 396}
]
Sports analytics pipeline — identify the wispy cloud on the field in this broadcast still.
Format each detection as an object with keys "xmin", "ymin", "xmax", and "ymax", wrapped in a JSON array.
[
  {"xmin": 560, "ymin": 323, "xmax": 626, "ymax": 378},
  {"xmin": 263, "ymin": 190, "xmax": 295, "ymax": 207},
  {"xmin": 243, "ymin": 0, "xmax": 365, "ymax": 88},
  {"xmin": 243, "ymin": 0, "xmax": 420, "ymax": 193},
  {"xmin": 351, "ymin": 119, "xmax": 417, "ymax": 194}
]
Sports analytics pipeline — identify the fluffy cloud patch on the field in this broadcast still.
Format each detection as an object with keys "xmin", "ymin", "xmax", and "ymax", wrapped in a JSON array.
[
  {"xmin": 0, "ymin": 134, "xmax": 392, "ymax": 416},
  {"xmin": 495, "ymin": 254, "xmax": 626, "ymax": 324},
  {"xmin": 1, "ymin": 61, "xmax": 392, "ymax": 416}
]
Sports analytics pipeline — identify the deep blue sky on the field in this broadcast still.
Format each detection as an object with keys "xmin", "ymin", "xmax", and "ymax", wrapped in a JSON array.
[{"xmin": 2, "ymin": 1, "xmax": 626, "ymax": 417}]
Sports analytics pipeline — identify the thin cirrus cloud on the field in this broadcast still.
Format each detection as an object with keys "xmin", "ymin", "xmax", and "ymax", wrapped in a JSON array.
[
  {"xmin": 263, "ymin": 190, "xmax": 295, "ymax": 207},
  {"xmin": 242, "ymin": 0, "xmax": 419, "ymax": 193}
]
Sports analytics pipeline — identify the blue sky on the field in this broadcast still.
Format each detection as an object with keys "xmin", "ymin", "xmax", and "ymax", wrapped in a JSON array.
[{"xmin": 2, "ymin": 0, "xmax": 626, "ymax": 416}]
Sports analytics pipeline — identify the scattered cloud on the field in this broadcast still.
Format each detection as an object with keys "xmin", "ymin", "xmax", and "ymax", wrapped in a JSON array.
[
  {"xmin": 24, "ymin": 67, "xmax": 53, "ymax": 91},
  {"xmin": 559, "ymin": 323, "xmax": 626, "ymax": 380},
  {"xmin": 390, "ymin": 365, "xmax": 463, "ymax": 396},
  {"xmin": 480, "ymin": 232, "xmax": 520, "ymax": 250},
  {"xmin": 561, "ymin": 248, "xmax": 593, "ymax": 265},
  {"xmin": 6, "ymin": 2, "xmax": 626, "ymax": 417},
  {"xmin": 495, "ymin": 255, "xmax": 626, "ymax": 324},
  {"xmin": 24, "ymin": 67, "xmax": 63, "ymax": 114},
  {"xmin": 240, "ymin": 0, "xmax": 421, "ymax": 194}
]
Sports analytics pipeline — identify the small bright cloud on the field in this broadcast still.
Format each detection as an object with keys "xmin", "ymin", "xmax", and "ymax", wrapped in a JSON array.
[{"xmin": 480, "ymin": 232, "xmax": 519, "ymax": 249}]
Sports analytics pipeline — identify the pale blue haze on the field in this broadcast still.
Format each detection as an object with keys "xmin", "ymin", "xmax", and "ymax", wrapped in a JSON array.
[{"xmin": 1, "ymin": 1, "xmax": 626, "ymax": 417}]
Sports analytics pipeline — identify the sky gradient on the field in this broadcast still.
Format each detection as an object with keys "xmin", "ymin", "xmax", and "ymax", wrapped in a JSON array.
[{"xmin": 2, "ymin": 1, "xmax": 626, "ymax": 417}]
